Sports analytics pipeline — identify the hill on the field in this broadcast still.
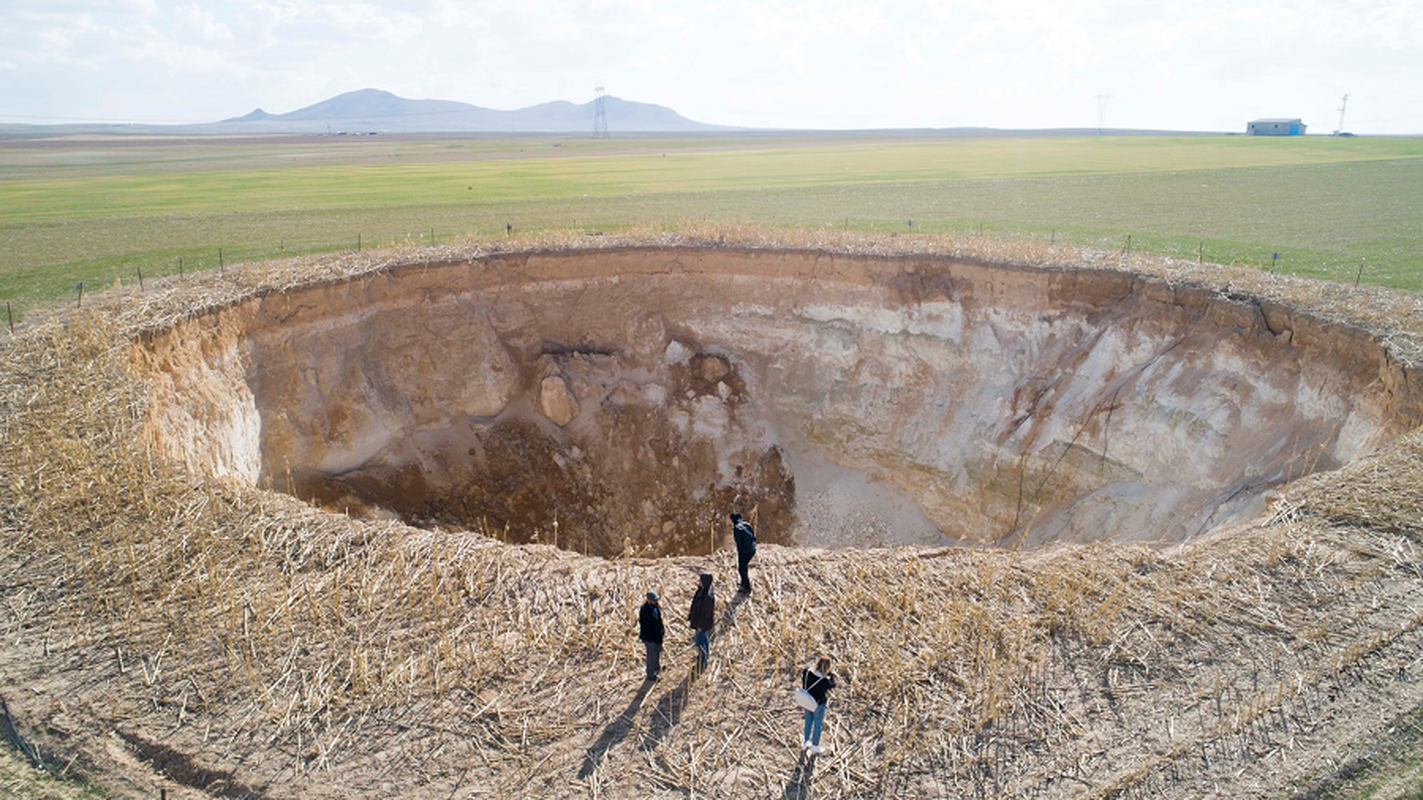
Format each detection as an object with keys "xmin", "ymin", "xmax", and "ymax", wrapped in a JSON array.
[{"xmin": 212, "ymin": 87, "xmax": 729, "ymax": 134}]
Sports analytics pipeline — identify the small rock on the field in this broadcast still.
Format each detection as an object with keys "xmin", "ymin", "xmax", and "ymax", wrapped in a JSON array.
[
  {"xmin": 700, "ymin": 355, "xmax": 731, "ymax": 383},
  {"xmin": 538, "ymin": 376, "xmax": 578, "ymax": 426},
  {"xmin": 664, "ymin": 340, "xmax": 692, "ymax": 365}
]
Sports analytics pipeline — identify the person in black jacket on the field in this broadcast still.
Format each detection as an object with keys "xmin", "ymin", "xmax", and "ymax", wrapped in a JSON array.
[
  {"xmin": 801, "ymin": 656, "xmax": 837, "ymax": 755},
  {"xmin": 688, "ymin": 572, "xmax": 715, "ymax": 670},
  {"xmin": 638, "ymin": 591, "xmax": 665, "ymax": 681},
  {"xmin": 731, "ymin": 512, "xmax": 756, "ymax": 594}
]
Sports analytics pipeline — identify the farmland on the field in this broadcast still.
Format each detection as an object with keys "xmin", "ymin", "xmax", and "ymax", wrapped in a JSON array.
[{"xmin": 2, "ymin": 133, "xmax": 1422, "ymax": 316}]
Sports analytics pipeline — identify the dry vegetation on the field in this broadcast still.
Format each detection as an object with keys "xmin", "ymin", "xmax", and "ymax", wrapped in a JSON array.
[{"xmin": 3, "ymin": 227, "xmax": 1423, "ymax": 798}]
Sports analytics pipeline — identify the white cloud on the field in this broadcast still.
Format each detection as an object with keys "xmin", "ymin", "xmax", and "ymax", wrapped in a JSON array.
[
  {"xmin": 175, "ymin": 3, "xmax": 233, "ymax": 42},
  {"xmin": 0, "ymin": 0, "xmax": 1419, "ymax": 131}
]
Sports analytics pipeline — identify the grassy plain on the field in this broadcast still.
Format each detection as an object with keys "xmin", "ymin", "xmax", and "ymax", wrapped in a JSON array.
[{"xmin": 2, "ymin": 133, "xmax": 1422, "ymax": 315}]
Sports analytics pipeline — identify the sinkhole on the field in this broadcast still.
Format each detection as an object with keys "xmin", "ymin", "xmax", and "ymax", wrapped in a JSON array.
[{"xmin": 134, "ymin": 247, "xmax": 1423, "ymax": 558}]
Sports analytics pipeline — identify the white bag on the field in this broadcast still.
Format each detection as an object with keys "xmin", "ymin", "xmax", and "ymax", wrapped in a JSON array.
[{"xmin": 793, "ymin": 687, "xmax": 819, "ymax": 711}]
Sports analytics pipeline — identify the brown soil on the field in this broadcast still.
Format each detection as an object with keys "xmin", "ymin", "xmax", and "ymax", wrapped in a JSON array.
[{"xmin": 137, "ymin": 247, "xmax": 1422, "ymax": 556}]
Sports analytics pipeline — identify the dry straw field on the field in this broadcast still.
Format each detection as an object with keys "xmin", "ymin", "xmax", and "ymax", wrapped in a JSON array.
[{"xmin": 4, "ymin": 226, "xmax": 1423, "ymax": 798}]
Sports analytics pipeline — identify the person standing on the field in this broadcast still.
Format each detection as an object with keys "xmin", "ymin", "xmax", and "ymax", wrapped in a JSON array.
[
  {"xmin": 638, "ymin": 591, "xmax": 665, "ymax": 681},
  {"xmin": 801, "ymin": 656, "xmax": 837, "ymax": 756},
  {"xmin": 731, "ymin": 512, "xmax": 757, "ymax": 594},
  {"xmin": 688, "ymin": 572, "xmax": 715, "ymax": 670}
]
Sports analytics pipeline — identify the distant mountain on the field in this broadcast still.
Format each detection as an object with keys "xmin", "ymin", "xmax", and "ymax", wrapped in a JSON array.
[{"xmin": 212, "ymin": 88, "xmax": 728, "ymax": 134}]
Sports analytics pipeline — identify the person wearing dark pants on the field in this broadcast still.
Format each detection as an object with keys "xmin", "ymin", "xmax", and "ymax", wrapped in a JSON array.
[
  {"xmin": 638, "ymin": 591, "xmax": 664, "ymax": 681},
  {"xmin": 731, "ymin": 512, "xmax": 756, "ymax": 594},
  {"xmin": 688, "ymin": 572, "xmax": 715, "ymax": 670},
  {"xmin": 802, "ymin": 656, "xmax": 837, "ymax": 756}
]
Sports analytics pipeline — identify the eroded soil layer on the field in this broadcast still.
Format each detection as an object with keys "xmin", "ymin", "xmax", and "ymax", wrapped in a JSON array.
[{"xmin": 135, "ymin": 247, "xmax": 1423, "ymax": 555}]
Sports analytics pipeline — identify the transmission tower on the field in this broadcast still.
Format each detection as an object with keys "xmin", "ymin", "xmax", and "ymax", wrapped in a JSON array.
[
  {"xmin": 593, "ymin": 84, "xmax": 609, "ymax": 139},
  {"xmin": 1094, "ymin": 93, "xmax": 1111, "ymax": 135},
  {"xmin": 1334, "ymin": 93, "xmax": 1349, "ymax": 136}
]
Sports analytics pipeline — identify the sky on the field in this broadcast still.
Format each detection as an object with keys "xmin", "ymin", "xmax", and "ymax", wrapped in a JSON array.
[{"xmin": 1, "ymin": 0, "xmax": 1420, "ymax": 134}]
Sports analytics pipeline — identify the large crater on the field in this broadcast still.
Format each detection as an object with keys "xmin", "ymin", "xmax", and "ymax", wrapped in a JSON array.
[{"xmin": 134, "ymin": 247, "xmax": 1423, "ymax": 557}]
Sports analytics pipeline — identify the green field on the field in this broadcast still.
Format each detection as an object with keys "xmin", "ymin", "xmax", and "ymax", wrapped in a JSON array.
[{"xmin": 3, "ymin": 133, "xmax": 1422, "ymax": 316}]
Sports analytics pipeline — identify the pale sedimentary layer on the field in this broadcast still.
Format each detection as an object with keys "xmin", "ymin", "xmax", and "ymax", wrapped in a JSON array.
[{"xmin": 133, "ymin": 247, "xmax": 1423, "ymax": 555}]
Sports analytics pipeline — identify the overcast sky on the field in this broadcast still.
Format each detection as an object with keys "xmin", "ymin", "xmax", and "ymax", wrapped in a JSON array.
[{"xmin": 2, "ymin": 0, "xmax": 1420, "ymax": 133}]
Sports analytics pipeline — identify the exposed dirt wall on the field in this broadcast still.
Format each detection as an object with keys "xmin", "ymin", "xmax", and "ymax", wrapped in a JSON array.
[{"xmin": 134, "ymin": 247, "xmax": 1423, "ymax": 552}]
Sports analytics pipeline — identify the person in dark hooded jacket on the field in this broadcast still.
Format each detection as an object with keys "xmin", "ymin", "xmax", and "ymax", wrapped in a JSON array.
[
  {"xmin": 688, "ymin": 572, "xmax": 715, "ymax": 669},
  {"xmin": 731, "ymin": 512, "xmax": 757, "ymax": 594},
  {"xmin": 638, "ymin": 591, "xmax": 665, "ymax": 681}
]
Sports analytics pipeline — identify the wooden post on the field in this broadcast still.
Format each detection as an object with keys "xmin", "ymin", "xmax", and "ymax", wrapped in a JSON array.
[
  {"xmin": 219, "ymin": 248, "xmax": 224, "ymax": 271},
  {"xmin": 1125, "ymin": 234, "xmax": 1132, "ymax": 254},
  {"xmin": 6, "ymin": 301, "xmax": 12, "ymax": 334},
  {"xmin": 1356, "ymin": 264, "xmax": 1365, "ymax": 286},
  {"xmin": 76, "ymin": 282, "xmax": 83, "ymax": 308},
  {"xmin": 357, "ymin": 234, "xmax": 361, "ymax": 251},
  {"xmin": 178, "ymin": 256, "xmax": 183, "ymax": 277},
  {"xmin": 280, "ymin": 239, "xmax": 285, "ymax": 254},
  {"xmin": 137, "ymin": 266, "xmax": 144, "ymax": 290},
  {"xmin": 1198, "ymin": 241, "xmax": 1204, "ymax": 263}
]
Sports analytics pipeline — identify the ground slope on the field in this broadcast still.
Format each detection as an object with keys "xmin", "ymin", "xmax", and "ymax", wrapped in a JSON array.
[{"xmin": 3, "ymin": 232, "xmax": 1423, "ymax": 798}]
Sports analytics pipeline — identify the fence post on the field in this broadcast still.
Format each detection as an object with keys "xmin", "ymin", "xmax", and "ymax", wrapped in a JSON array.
[
  {"xmin": 219, "ymin": 248, "xmax": 224, "ymax": 274},
  {"xmin": 178, "ymin": 256, "xmax": 184, "ymax": 277},
  {"xmin": 6, "ymin": 302, "xmax": 12, "ymax": 334},
  {"xmin": 1198, "ymin": 241, "xmax": 1204, "ymax": 263},
  {"xmin": 137, "ymin": 267, "xmax": 144, "ymax": 290},
  {"xmin": 1125, "ymin": 234, "xmax": 1132, "ymax": 254},
  {"xmin": 357, "ymin": 234, "xmax": 361, "ymax": 251},
  {"xmin": 76, "ymin": 282, "xmax": 83, "ymax": 308},
  {"xmin": 1356, "ymin": 264, "xmax": 1365, "ymax": 286}
]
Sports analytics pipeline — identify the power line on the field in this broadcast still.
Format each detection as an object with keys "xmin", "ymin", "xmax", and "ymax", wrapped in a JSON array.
[{"xmin": 592, "ymin": 84, "xmax": 609, "ymax": 139}]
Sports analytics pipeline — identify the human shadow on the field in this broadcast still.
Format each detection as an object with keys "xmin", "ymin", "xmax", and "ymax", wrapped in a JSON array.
[
  {"xmin": 782, "ymin": 750, "xmax": 817, "ymax": 799},
  {"xmin": 640, "ymin": 591, "xmax": 749, "ymax": 752},
  {"xmin": 640, "ymin": 666, "xmax": 693, "ymax": 752},
  {"xmin": 716, "ymin": 589, "xmax": 748, "ymax": 635},
  {"xmin": 577, "ymin": 679, "xmax": 654, "ymax": 779}
]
